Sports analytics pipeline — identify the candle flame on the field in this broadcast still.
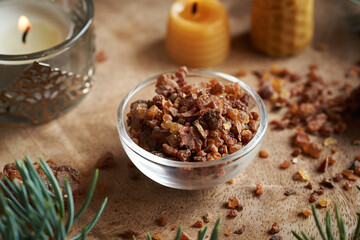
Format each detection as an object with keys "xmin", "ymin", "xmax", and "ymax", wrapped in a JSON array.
[{"xmin": 18, "ymin": 16, "xmax": 31, "ymax": 32}]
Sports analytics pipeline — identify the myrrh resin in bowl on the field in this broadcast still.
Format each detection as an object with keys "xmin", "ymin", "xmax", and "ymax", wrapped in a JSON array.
[{"xmin": 117, "ymin": 68, "xmax": 268, "ymax": 190}]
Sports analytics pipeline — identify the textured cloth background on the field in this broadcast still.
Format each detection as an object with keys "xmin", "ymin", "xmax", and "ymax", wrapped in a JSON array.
[{"xmin": 0, "ymin": 0, "xmax": 359, "ymax": 239}]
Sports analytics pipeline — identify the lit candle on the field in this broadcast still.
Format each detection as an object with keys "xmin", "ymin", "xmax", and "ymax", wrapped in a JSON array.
[
  {"xmin": 166, "ymin": 0, "xmax": 230, "ymax": 68},
  {"xmin": 0, "ymin": 0, "xmax": 72, "ymax": 55}
]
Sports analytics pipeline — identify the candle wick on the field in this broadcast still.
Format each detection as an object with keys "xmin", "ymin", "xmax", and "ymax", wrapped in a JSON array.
[
  {"xmin": 192, "ymin": 2, "xmax": 198, "ymax": 14},
  {"xmin": 22, "ymin": 26, "xmax": 30, "ymax": 44}
]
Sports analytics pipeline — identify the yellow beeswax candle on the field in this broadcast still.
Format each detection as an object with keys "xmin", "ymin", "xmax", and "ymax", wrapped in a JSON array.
[
  {"xmin": 251, "ymin": 0, "xmax": 314, "ymax": 57},
  {"xmin": 166, "ymin": 0, "xmax": 230, "ymax": 68}
]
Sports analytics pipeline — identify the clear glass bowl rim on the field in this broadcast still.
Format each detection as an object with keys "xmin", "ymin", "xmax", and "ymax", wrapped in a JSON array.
[
  {"xmin": 0, "ymin": 0, "xmax": 94, "ymax": 61},
  {"xmin": 117, "ymin": 70, "xmax": 268, "ymax": 168}
]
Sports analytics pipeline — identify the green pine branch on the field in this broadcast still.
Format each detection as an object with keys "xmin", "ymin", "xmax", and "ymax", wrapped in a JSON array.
[
  {"xmin": 0, "ymin": 156, "xmax": 107, "ymax": 240},
  {"xmin": 135, "ymin": 218, "xmax": 221, "ymax": 240},
  {"xmin": 349, "ymin": 0, "xmax": 360, "ymax": 5},
  {"xmin": 292, "ymin": 186, "xmax": 360, "ymax": 240}
]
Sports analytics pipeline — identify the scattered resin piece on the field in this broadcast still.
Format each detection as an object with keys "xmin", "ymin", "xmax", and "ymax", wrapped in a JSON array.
[
  {"xmin": 181, "ymin": 232, "xmax": 191, "ymax": 240},
  {"xmin": 192, "ymin": 220, "xmax": 203, "ymax": 228},
  {"xmin": 153, "ymin": 233, "xmax": 162, "ymax": 240},
  {"xmin": 309, "ymin": 193, "xmax": 319, "ymax": 203},
  {"xmin": 324, "ymin": 137, "xmax": 337, "ymax": 146},
  {"xmin": 227, "ymin": 179, "xmax": 235, "ymax": 184},
  {"xmin": 302, "ymin": 209, "xmax": 312, "ymax": 217},
  {"xmin": 344, "ymin": 182, "xmax": 352, "ymax": 191},
  {"xmin": 320, "ymin": 178, "xmax": 335, "ymax": 188},
  {"xmin": 227, "ymin": 196, "xmax": 240, "ymax": 209},
  {"xmin": 270, "ymin": 236, "xmax": 283, "ymax": 240},
  {"xmin": 236, "ymin": 70, "xmax": 247, "ymax": 77},
  {"xmin": 157, "ymin": 215, "xmax": 169, "ymax": 227},
  {"xmin": 202, "ymin": 214, "xmax": 211, "ymax": 223},
  {"xmin": 260, "ymin": 150, "xmax": 269, "ymax": 158},
  {"xmin": 302, "ymin": 142, "xmax": 322, "ymax": 158},
  {"xmin": 314, "ymin": 186, "xmax": 325, "ymax": 195},
  {"xmin": 319, "ymin": 198, "xmax": 331, "ymax": 207},
  {"xmin": 255, "ymin": 184, "xmax": 264, "ymax": 195},
  {"xmin": 333, "ymin": 173, "xmax": 344, "ymax": 182},
  {"xmin": 234, "ymin": 225, "xmax": 246, "ymax": 235},
  {"xmin": 227, "ymin": 210, "xmax": 238, "ymax": 218},
  {"xmin": 280, "ymin": 160, "xmax": 291, "ymax": 169},
  {"xmin": 269, "ymin": 222, "xmax": 281, "ymax": 234},
  {"xmin": 332, "ymin": 146, "xmax": 339, "ymax": 153},
  {"xmin": 292, "ymin": 148, "xmax": 302, "ymax": 157},
  {"xmin": 298, "ymin": 168, "xmax": 309, "ymax": 181},
  {"xmin": 284, "ymin": 189, "xmax": 296, "ymax": 196},
  {"xmin": 318, "ymin": 158, "xmax": 329, "ymax": 173},
  {"xmin": 342, "ymin": 170, "xmax": 358, "ymax": 181}
]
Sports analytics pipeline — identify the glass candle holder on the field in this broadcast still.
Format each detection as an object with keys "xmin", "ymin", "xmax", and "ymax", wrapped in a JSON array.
[{"xmin": 0, "ymin": 0, "xmax": 95, "ymax": 124}]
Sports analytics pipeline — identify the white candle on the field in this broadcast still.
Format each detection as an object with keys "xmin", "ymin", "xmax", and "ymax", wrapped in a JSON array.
[{"xmin": 0, "ymin": 0, "xmax": 73, "ymax": 55}]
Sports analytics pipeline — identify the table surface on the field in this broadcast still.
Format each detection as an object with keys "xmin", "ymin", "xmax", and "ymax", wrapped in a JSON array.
[{"xmin": 1, "ymin": 0, "xmax": 360, "ymax": 239}]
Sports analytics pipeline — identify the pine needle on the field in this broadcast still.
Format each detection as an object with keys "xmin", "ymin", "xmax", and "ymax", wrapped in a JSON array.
[
  {"xmin": 335, "ymin": 202, "xmax": 347, "ymax": 240},
  {"xmin": 349, "ymin": 0, "xmax": 360, "ymax": 5},
  {"xmin": 198, "ymin": 226, "xmax": 209, "ymax": 240},
  {"xmin": 175, "ymin": 226, "xmax": 182, "ymax": 240},
  {"xmin": 326, "ymin": 211, "xmax": 334, "ymax": 240},
  {"xmin": 353, "ymin": 213, "xmax": 360, "ymax": 240},
  {"xmin": 312, "ymin": 204, "xmax": 327, "ymax": 240},
  {"xmin": 74, "ymin": 169, "xmax": 100, "ymax": 221},
  {"xmin": 292, "ymin": 230, "xmax": 304, "ymax": 240},
  {"xmin": 147, "ymin": 233, "xmax": 152, "ymax": 240},
  {"xmin": 210, "ymin": 218, "xmax": 221, "ymax": 240}
]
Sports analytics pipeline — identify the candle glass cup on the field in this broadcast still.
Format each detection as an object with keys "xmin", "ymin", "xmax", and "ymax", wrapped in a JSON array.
[{"xmin": 0, "ymin": 0, "xmax": 95, "ymax": 124}]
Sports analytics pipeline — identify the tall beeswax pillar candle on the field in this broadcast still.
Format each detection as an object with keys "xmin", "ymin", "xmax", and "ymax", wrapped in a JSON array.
[
  {"xmin": 166, "ymin": 0, "xmax": 230, "ymax": 68},
  {"xmin": 251, "ymin": 0, "xmax": 314, "ymax": 57}
]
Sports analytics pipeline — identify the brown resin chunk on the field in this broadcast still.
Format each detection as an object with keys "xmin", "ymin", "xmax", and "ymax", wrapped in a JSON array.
[
  {"xmin": 309, "ymin": 193, "xmax": 319, "ymax": 203},
  {"xmin": 255, "ymin": 184, "xmax": 264, "ymax": 195},
  {"xmin": 344, "ymin": 182, "xmax": 352, "ymax": 191},
  {"xmin": 122, "ymin": 229, "xmax": 140, "ymax": 238},
  {"xmin": 333, "ymin": 173, "xmax": 344, "ymax": 182},
  {"xmin": 2, "ymin": 160, "xmax": 81, "ymax": 196},
  {"xmin": 260, "ymin": 150, "xmax": 269, "ymax": 158},
  {"xmin": 342, "ymin": 170, "xmax": 358, "ymax": 181},
  {"xmin": 227, "ymin": 196, "xmax": 240, "ymax": 209},
  {"xmin": 234, "ymin": 225, "xmax": 246, "ymax": 235},
  {"xmin": 227, "ymin": 209, "xmax": 238, "ymax": 217},
  {"xmin": 292, "ymin": 148, "xmax": 301, "ymax": 157},
  {"xmin": 157, "ymin": 215, "xmax": 170, "ymax": 227},
  {"xmin": 320, "ymin": 178, "xmax": 335, "ymax": 189},
  {"xmin": 269, "ymin": 222, "xmax": 281, "ymax": 234},
  {"xmin": 280, "ymin": 160, "xmax": 291, "ymax": 169},
  {"xmin": 96, "ymin": 151, "xmax": 115, "ymax": 169},
  {"xmin": 202, "ymin": 214, "xmax": 211, "ymax": 223},
  {"xmin": 180, "ymin": 232, "xmax": 191, "ymax": 240},
  {"xmin": 192, "ymin": 220, "xmax": 203, "ymax": 228},
  {"xmin": 284, "ymin": 189, "xmax": 296, "ymax": 196},
  {"xmin": 270, "ymin": 236, "xmax": 283, "ymax": 240}
]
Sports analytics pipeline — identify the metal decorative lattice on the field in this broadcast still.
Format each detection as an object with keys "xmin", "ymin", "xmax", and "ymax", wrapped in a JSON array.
[{"xmin": 0, "ymin": 61, "xmax": 94, "ymax": 124}]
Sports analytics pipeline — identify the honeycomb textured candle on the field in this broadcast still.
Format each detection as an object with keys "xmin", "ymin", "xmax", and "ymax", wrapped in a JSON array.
[
  {"xmin": 166, "ymin": 0, "xmax": 230, "ymax": 68},
  {"xmin": 251, "ymin": 0, "xmax": 314, "ymax": 57}
]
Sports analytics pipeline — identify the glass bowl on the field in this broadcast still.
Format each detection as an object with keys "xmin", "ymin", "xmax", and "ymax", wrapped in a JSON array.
[{"xmin": 116, "ymin": 70, "xmax": 268, "ymax": 190}]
